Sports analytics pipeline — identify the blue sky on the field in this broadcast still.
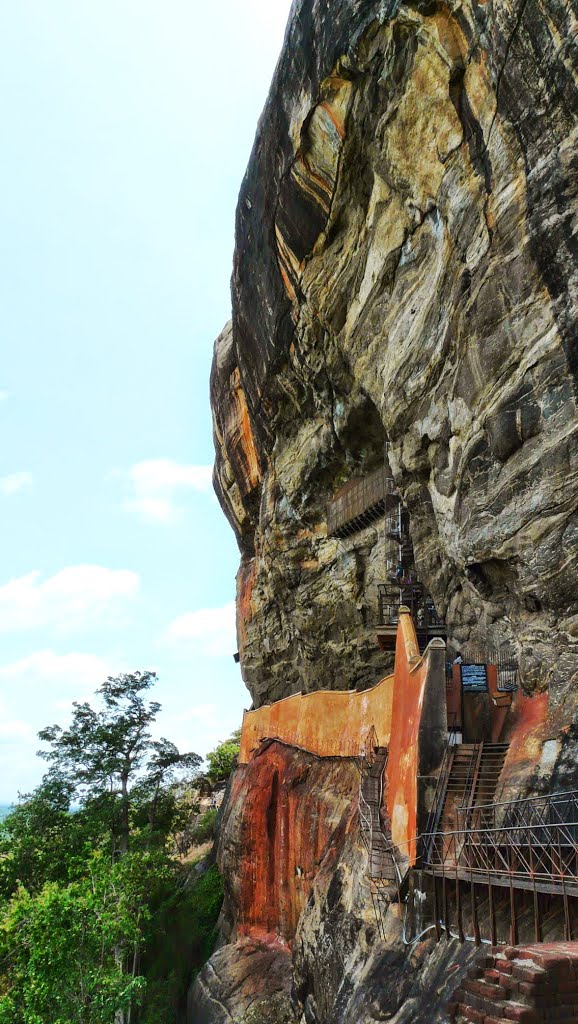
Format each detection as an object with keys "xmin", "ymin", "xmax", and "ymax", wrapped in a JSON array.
[{"xmin": 0, "ymin": 0, "xmax": 293, "ymax": 801}]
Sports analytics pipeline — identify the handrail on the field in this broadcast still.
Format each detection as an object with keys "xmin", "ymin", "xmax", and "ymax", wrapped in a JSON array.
[
  {"xmin": 357, "ymin": 734, "xmax": 403, "ymax": 887},
  {"xmin": 424, "ymin": 820, "xmax": 578, "ymax": 841},
  {"xmin": 456, "ymin": 788, "xmax": 578, "ymax": 813},
  {"xmin": 423, "ymin": 715, "xmax": 459, "ymax": 854},
  {"xmin": 422, "ymin": 816, "xmax": 578, "ymax": 899}
]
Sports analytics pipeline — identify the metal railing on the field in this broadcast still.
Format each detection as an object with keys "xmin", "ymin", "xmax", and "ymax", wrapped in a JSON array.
[
  {"xmin": 461, "ymin": 637, "xmax": 519, "ymax": 693},
  {"xmin": 457, "ymin": 789, "xmax": 578, "ymax": 836},
  {"xmin": 358, "ymin": 728, "xmax": 401, "ymax": 894},
  {"xmin": 258, "ymin": 731, "xmax": 376, "ymax": 760},
  {"xmin": 423, "ymin": 791, "xmax": 578, "ymax": 898},
  {"xmin": 423, "ymin": 717, "xmax": 460, "ymax": 858},
  {"xmin": 377, "ymin": 581, "xmax": 445, "ymax": 633}
]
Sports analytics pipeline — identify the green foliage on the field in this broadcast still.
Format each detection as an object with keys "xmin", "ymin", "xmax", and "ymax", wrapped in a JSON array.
[
  {"xmin": 139, "ymin": 865, "xmax": 224, "ymax": 1023},
  {"xmin": 0, "ymin": 777, "xmax": 103, "ymax": 898},
  {"xmin": 190, "ymin": 808, "xmax": 218, "ymax": 846},
  {"xmin": 206, "ymin": 729, "xmax": 241, "ymax": 783},
  {"xmin": 0, "ymin": 852, "xmax": 163, "ymax": 1023},
  {"xmin": 0, "ymin": 670, "xmax": 218, "ymax": 1024},
  {"xmin": 38, "ymin": 672, "xmax": 201, "ymax": 857},
  {"xmin": 187, "ymin": 865, "xmax": 224, "ymax": 966}
]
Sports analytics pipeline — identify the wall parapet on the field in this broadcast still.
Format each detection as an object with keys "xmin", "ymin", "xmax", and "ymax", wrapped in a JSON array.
[
  {"xmin": 238, "ymin": 670, "xmax": 395, "ymax": 764},
  {"xmin": 238, "ymin": 610, "xmax": 445, "ymax": 772}
]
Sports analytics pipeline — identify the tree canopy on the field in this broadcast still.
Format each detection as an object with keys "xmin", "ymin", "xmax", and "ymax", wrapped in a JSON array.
[
  {"xmin": 0, "ymin": 670, "xmax": 220, "ymax": 1024},
  {"xmin": 206, "ymin": 728, "xmax": 241, "ymax": 784},
  {"xmin": 37, "ymin": 671, "xmax": 201, "ymax": 856}
]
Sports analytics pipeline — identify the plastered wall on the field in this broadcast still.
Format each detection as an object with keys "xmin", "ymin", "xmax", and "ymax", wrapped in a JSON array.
[{"xmin": 239, "ymin": 669, "xmax": 395, "ymax": 763}]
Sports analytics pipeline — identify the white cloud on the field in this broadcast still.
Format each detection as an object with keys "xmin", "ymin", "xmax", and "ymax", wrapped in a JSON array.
[
  {"xmin": 0, "ymin": 565, "xmax": 140, "ymax": 633},
  {"xmin": 0, "ymin": 650, "xmax": 114, "ymax": 688},
  {"xmin": 0, "ymin": 697, "xmax": 36, "ymax": 744},
  {"xmin": 0, "ymin": 719, "xmax": 34, "ymax": 741},
  {"xmin": 0, "ymin": 471, "xmax": 32, "ymax": 495},
  {"xmin": 121, "ymin": 458, "xmax": 213, "ymax": 524},
  {"xmin": 0, "ymin": 390, "xmax": 9, "ymax": 402},
  {"xmin": 158, "ymin": 701, "xmax": 245, "ymax": 762},
  {"xmin": 165, "ymin": 601, "xmax": 236, "ymax": 657}
]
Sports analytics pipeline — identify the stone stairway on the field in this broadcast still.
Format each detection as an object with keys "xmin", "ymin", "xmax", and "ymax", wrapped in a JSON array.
[{"xmin": 449, "ymin": 943, "xmax": 578, "ymax": 1024}]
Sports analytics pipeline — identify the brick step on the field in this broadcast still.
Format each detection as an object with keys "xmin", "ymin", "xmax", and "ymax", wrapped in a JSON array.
[
  {"xmin": 452, "ymin": 945, "xmax": 578, "ymax": 1024},
  {"xmin": 455, "ymin": 998, "xmax": 541, "ymax": 1023},
  {"xmin": 461, "ymin": 978, "xmax": 508, "ymax": 1001}
]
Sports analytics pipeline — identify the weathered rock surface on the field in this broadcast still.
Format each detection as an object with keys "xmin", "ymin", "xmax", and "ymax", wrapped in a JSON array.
[
  {"xmin": 212, "ymin": 0, "xmax": 578, "ymax": 710},
  {"xmin": 216, "ymin": 742, "xmax": 359, "ymax": 945},
  {"xmin": 205, "ymin": 0, "xmax": 578, "ymax": 1020},
  {"xmin": 189, "ymin": 742, "xmax": 479, "ymax": 1024},
  {"xmin": 189, "ymin": 938, "xmax": 293, "ymax": 1023}
]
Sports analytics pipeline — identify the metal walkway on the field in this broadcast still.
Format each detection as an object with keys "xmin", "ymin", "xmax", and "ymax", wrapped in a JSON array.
[
  {"xmin": 357, "ymin": 729, "xmax": 406, "ymax": 938},
  {"xmin": 422, "ymin": 791, "xmax": 578, "ymax": 944}
]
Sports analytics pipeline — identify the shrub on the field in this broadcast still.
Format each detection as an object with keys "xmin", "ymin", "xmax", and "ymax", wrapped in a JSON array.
[
  {"xmin": 206, "ymin": 730, "xmax": 241, "ymax": 783},
  {"xmin": 190, "ymin": 808, "xmax": 218, "ymax": 846}
]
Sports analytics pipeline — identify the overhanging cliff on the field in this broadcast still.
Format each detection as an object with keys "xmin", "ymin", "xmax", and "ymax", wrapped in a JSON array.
[
  {"xmin": 212, "ymin": 0, "xmax": 578, "ymax": 710},
  {"xmin": 201, "ymin": 2, "xmax": 578, "ymax": 1021}
]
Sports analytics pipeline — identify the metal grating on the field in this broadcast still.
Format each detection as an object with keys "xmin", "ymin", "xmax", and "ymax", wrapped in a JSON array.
[{"xmin": 327, "ymin": 466, "xmax": 396, "ymax": 538}]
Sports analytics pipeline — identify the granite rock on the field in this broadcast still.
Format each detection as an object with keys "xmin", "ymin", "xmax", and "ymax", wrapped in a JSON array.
[
  {"xmin": 206, "ymin": 0, "xmax": 578, "ymax": 1020},
  {"xmin": 212, "ymin": 0, "xmax": 578, "ymax": 710}
]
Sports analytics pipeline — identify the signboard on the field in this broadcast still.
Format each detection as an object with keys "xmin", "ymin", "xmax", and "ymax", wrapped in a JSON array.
[{"xmin": 460, "ymin": 663, "xmax": 488, "ymax": 693}]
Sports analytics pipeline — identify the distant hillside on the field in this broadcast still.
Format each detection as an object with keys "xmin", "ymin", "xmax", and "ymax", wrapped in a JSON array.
[{"xmin": 0, "ymin": 806, "xmax": 11, "ymax": 821}]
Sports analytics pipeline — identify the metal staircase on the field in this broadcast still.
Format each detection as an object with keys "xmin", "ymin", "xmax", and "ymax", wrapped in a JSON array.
[
  {"xmin": 434, "ymin": 742, "xmax": 509, "ymax": 835},
  {"xmin": 357, "ymin": 731, "xmax": 403, "ymax": 937},
  {"xmin": 467, "ymin": 742, "xmax": 509, "ymax": 827},
  {"xmin": 359, "ymin": 744, "xmax": 397, "ymax": 883}
]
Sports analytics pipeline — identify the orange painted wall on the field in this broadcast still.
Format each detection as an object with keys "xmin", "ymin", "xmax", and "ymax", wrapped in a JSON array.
[
  {"xmin": 386, "ymin": 613, "xmax": 430, "ymax": 866},
  {"xmin": 238, "ymin": 610, "xmax": 444, "ymax": 869},
  {"xmin": 239, "ymin": 671, "xmax": 395, "ymax": 763}
]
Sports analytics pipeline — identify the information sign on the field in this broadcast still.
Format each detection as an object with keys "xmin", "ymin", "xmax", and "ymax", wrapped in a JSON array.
[{"xmin": 461, "ymin": 663, "xmax": 489, "ymax": 693}]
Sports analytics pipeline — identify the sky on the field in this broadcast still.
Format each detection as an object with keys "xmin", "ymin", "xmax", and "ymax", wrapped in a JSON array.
[{"xmin": 0, "ymin": 0, "xmax": 294, "ymax": 802}]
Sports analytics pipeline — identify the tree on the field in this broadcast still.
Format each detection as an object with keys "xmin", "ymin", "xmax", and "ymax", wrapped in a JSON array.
[
  {"xmin": 206, "ymin": 729, "xmax": 241, "ymax": 784},
  {"xmin": 133, "ymin": 739, "xmax": 201, "ymax": 844},
  {"xmin": 38, "ymin": 672, "xmax": 200, "ymax": 856},
  {"xmin": 0, "ymin": 774, "xmax": 103, "ymax": 899},
  {"xmin": 0, "ymin": 851, "xmax": 173, "ymax": 1024},
  {"xmin": 0, "ymin": 671, "xmax": 215, "ymax": 1024}
]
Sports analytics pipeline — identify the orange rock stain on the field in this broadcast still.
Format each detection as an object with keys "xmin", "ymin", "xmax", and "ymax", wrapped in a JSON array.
[{"xmin": 228, "ymin": 367, "xmax": 262, "ymax": 495}]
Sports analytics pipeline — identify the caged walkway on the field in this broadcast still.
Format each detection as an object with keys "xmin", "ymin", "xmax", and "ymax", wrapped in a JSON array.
[{"xmin": 422, "ymin": 790, "xmax": 578, "ymax": 945}]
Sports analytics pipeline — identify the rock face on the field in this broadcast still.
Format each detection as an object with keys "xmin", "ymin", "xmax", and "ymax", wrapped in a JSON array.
[
  {"xmin": 212, "ymin": 0, "xmax": 578, "ymax": 710},
  {"xmin": 204, "ymin": 1, "xmax": 578, "ymax": 1021},
  {"xmin": 217, "ymin": 742, "xmax": 359, "ymax": 945},
  {"xmin": 190, "ymin": 939, "xmax": 293, "ymax": 1024}
]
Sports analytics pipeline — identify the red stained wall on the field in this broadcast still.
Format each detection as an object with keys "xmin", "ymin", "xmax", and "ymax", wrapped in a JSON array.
[
  {"xmin": 219, "ymin": 742, "xmax": 359, "ymax": 943},
  {"xmin": 386, "ymin": 613, "xmax": 430, "ymax": 865}
]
